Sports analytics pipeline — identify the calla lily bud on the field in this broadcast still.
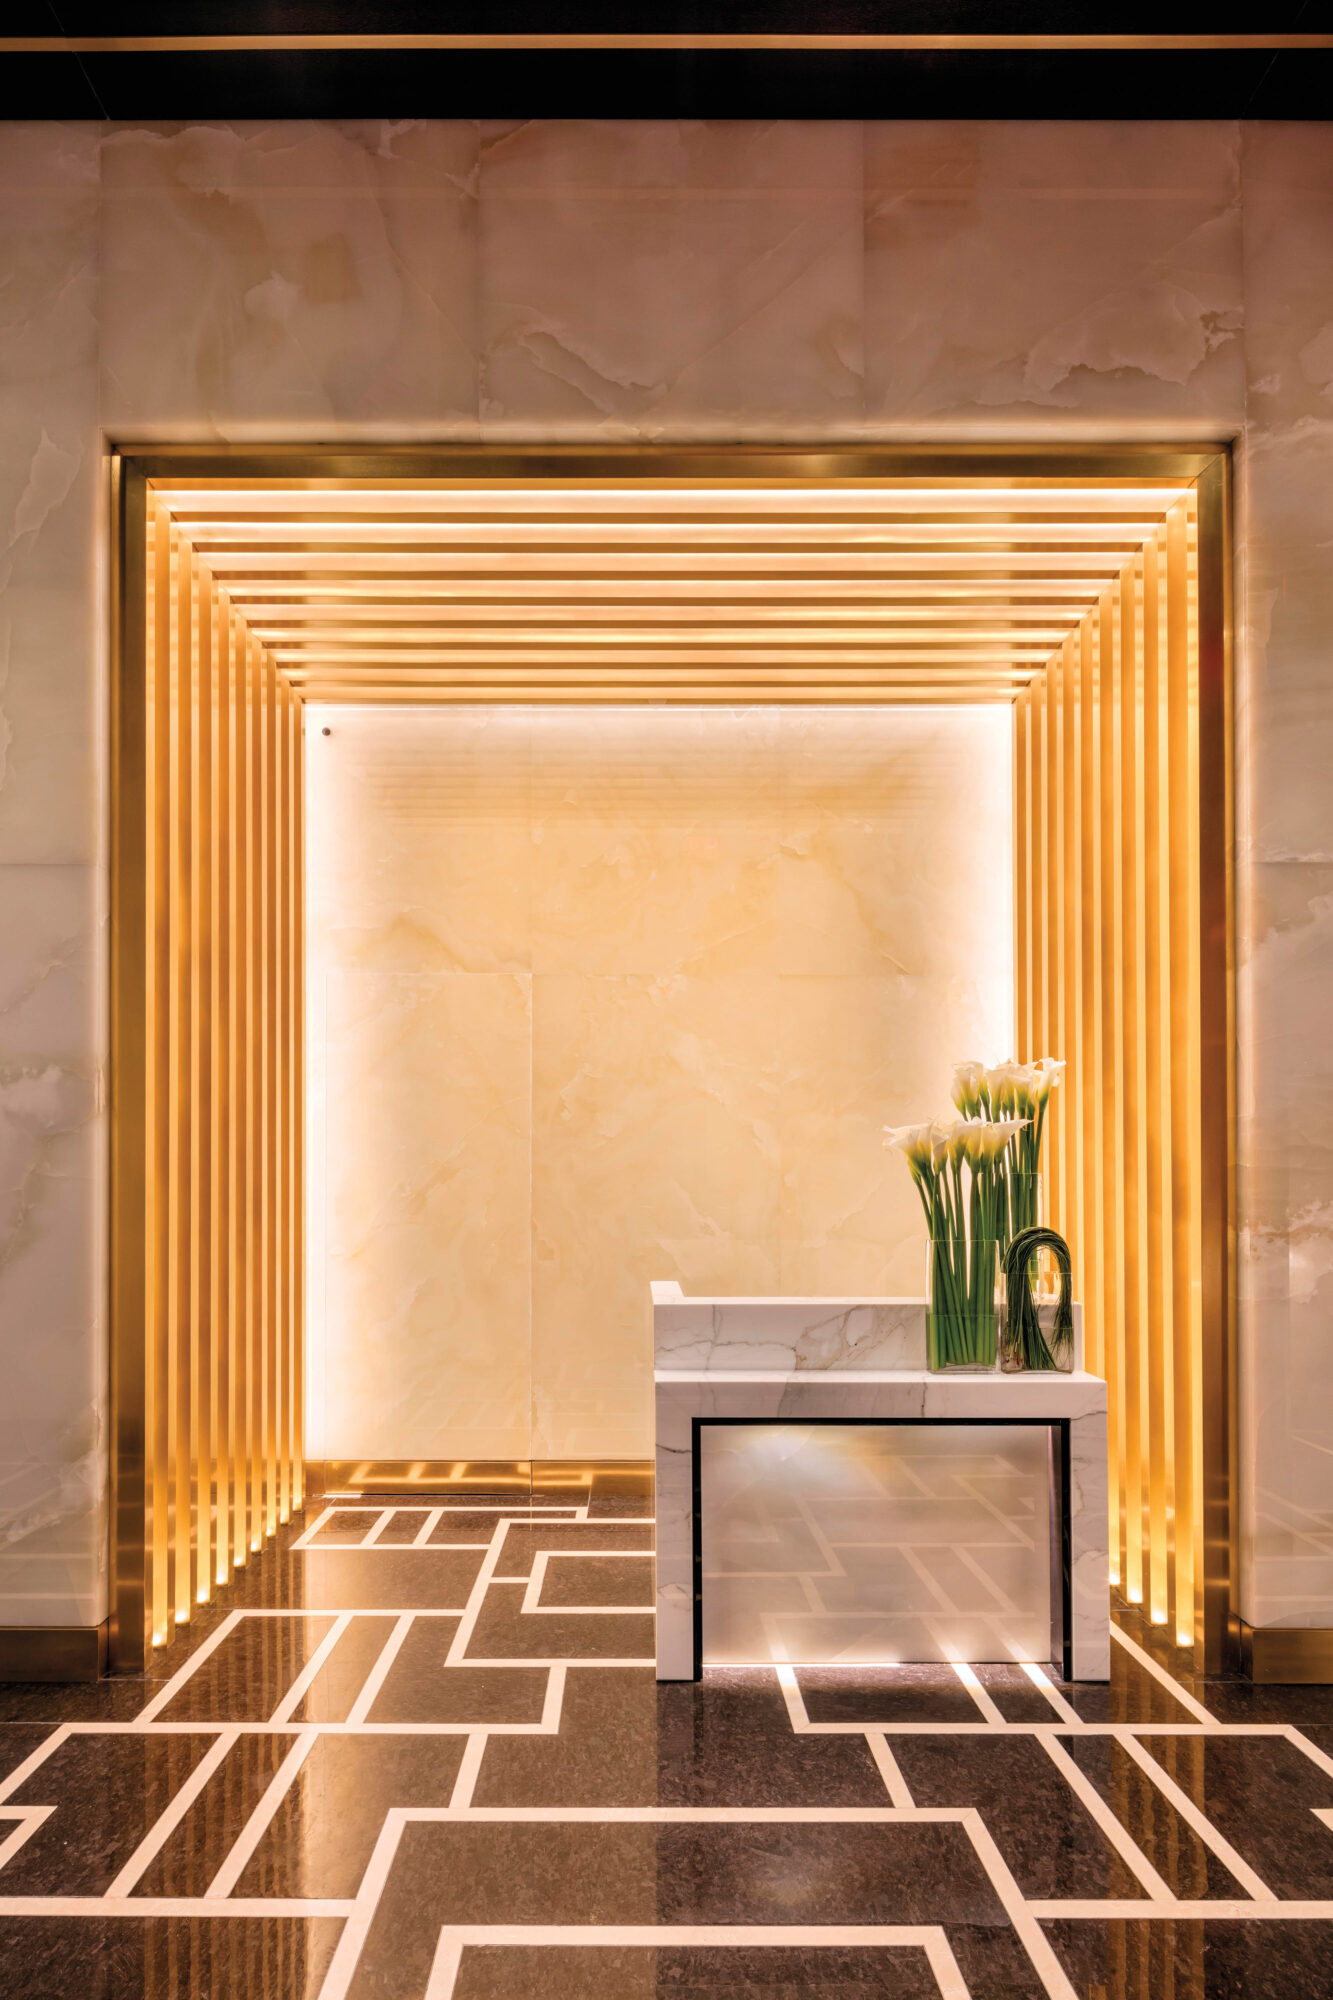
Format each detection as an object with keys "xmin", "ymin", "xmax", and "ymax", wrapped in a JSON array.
[
  {"xmin": 883, "ymin": 1121, "xmax": 934, "ymax": 1170},
  {"xmin": 1034, "ymin": 1057, "xmax": 1065, "ymax": 1102},
  {"xmin": 951, "ymin": 1059, "xmax": 986, "ymax": 1117}
]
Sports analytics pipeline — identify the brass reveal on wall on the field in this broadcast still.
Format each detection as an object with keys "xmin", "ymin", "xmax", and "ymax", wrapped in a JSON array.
[{"xmin": 111, "ymin": 446, "xmax": 1232, "ymax": 1675}]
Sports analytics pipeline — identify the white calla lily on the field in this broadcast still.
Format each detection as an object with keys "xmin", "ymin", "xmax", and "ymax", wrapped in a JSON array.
[{"xmin": 951, "ymin": 1059, "xmax": 987, "ymax": 1117}]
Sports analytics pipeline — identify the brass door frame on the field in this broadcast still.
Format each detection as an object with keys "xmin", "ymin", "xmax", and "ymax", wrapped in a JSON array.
[{"xmin": 110, "ymin": 442, "xmax": 1235, "ymax": 1674}]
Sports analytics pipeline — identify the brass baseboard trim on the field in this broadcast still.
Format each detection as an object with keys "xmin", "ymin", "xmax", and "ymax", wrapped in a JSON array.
[
  {"xmin": 307, "ymin": 1459, "xmax": 653, "ymax": 1499},
  {"xmin": 1240, "ymin": 1620, "xmax": 1333, "ymax": 1684},
  {"xmin": 0, "ymin": 1622, "xmax": 109, "ymax": 1684}
]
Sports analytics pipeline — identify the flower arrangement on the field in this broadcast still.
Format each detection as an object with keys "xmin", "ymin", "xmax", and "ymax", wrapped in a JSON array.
[{"xmin": 885, "ymin": 1058, "xmax": 1065, "ymax": 1370}]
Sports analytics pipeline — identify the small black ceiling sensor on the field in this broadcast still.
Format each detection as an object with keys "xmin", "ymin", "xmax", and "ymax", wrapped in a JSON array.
[{"xmin": 322, "ymin": 726, "xmax": 331, "ymax": 736}]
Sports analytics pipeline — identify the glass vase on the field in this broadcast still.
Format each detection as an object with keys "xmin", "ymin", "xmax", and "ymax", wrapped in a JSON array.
[{"xmin": 927, "ymin": 1235, "xmax": 999, "ymax": 1372}]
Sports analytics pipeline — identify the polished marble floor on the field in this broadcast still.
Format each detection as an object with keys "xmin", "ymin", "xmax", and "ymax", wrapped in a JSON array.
[{"xmin": 3, "ymin": 1475, "xmax": 1333, "ymax": 1997}]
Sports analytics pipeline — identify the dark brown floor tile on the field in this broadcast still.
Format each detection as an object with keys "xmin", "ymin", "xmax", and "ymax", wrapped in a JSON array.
[
  {"xmin": 492, "ymin": 1521, "xmax": 655, "ymax": 1577},
  {"xmin": 464, "ymin": 1579, "xmax": 654, "ymax": 1660},
  {"xmin": 0, "ymin": 1733, "xmax": 215, "ymax": 1894},
  {"xmin": 795, "ymin": 1665, "xmax": 983, "ymax": 1726},
  {"xmin": 472, "ymin": 1666, "xmax": 657, "ymax": 1805},
  {"xmin": 299, "ymin": 1547, "xmax": 483, "ymax": 1613},
  {"xmin": 451, "ymin": 1941, "xmax": 945, "ymax": 1997},
  {"xmin": 307, "ymin": 1507, "xmax": 383, "ymax": 1543},
  {"xmin": 0, "ymin": 1917, "xmax": 342, "ymax": 2000},
  {"xmin": 237, "ymin": 1733, "xmax": 466, "ymax": 1899},
  {"xmin": 1137, "ymin": 1733, "xmax": 1333, "ymax": 1897},
  {"xmin": 0, "ymin": 1680, "xmax": 154, "ymax": 1725},
  {"xmin": 1189, "ymin": 1680, "xmax": 1333, "ymax": 1726},
  {"xmin": 974, "ymin": 1663, "xmax": 1068, "ymax": 1722},
  {"xmin": 891, "ymin": 1735, "xmax": 1146, "ymax": 1900},
  {"xmin": 294, "ymin": 1614, "xmax": 400, "ymax": 1723},
  {"xmin": 1045, "ymin": 1916, "xmax": 1333, "ymax": 2000},
  {"xmin": 657, "ymin": 1669, "xmax": 889, "ymax": 1807},
  {"xmin": 1061, "ymin": 1733, "xmax": 1250, "ymax": 1900},
  {"xmin": 135, "ymin": 1733, "xmax": 292, "ymax": 1897},
  {"xmin": 369, "ymin": 1626, "xmax": 547, "ymax": 1724},
  {"xmin": 156, "ymin": 1615, "xmax": 336, "ymax": 1722},
  {"xmin": 426, "ymin": 1509, "xmax": 579, "ymax": 1547},
  {"xmin": 360, "ymin": 1817, "xmax": 1010, "ymax": 1933},
  {"xmin": 370, "ymin": 1511, "xmax": 432, "ymax": 1545},
  {"xmin": 0, "ymin": 1725, "xmax": 58, "ymax": 1780},
  {"xmin": 537, "ymin": 1552, "xmax": 655, "ymax": 1607}
]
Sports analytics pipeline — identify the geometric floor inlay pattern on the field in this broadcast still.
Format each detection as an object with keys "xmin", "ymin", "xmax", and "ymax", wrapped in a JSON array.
[{"xmin": 3, "ymin": 1475, "xmax": 1333, "ymax": 1997}]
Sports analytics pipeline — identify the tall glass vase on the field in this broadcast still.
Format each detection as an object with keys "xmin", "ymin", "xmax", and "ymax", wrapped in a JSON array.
[{"xmin": 927, "ymin": 1234, "xmax": 998, "ymax": 1372}]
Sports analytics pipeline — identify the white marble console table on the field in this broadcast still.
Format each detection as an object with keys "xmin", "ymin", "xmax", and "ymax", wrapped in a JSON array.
[{"xmin": 652, "ymin": 1283, "xmax": 1109, "ymax": 1684}]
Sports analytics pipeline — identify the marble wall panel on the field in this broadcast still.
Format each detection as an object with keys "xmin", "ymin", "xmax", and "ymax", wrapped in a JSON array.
[
  {"xmin": 0, "ymin": 864, "xmax": 104, "ymax": 1625},
  {"xmin": 476, "ymin": 119, "xmax": 864, "ymax": 436},
  {"xmin": 0, "ymin": 126, "xmax": 101, "ymax": 865},
  {"xmin": 1236, "ymin": 124, "xmax": 1333, "ymax": 1627},
  {"xmin": 864, "ymin": 122, "xmax": 1244, "ymax": 432},
  {"xmin": 308, "ymin": 706, "xmax": 1012, "ymax": 1461},
  {"xmin": 0, "ymin": 127, "xmax": 106, "ymax": 1632},
  {"xmin": 99, "ymin": 121, "xmax": 479, "ymax": 439},
  {"xmin": 320, "ymin": 967, "xmax": 532, "ymax": 1462}
]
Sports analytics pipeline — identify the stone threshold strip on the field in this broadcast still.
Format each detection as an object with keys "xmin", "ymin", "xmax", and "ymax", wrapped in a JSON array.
[{"xmin": 0, "ymin": 1512, "xmax": 1329, "ymax": 2000}]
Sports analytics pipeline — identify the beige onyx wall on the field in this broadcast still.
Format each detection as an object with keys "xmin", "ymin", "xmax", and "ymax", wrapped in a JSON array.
[
  {"xmin": 2, "ymin": 116, "xmax": 1332, "ymax": 1630},
  {"xmin": 304, "ymin": 705, "xmax": 1012, "ymax": 1460}
]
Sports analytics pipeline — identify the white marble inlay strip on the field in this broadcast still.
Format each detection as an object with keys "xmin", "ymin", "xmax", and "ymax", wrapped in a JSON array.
[
  {"xmin": 138, "ymin": 1613, "xmax": 245, "ymax": 1722},
  {"xmin": 1113, "ymin": 1731, "xmax": 1274, "ymax": 1900},
  {"xmin": 951, "ymin": 1662, "xmax": 1005, "ymax": 1725},
  {"xmin": 0, "ymin": 1896, "xmax": 355, "ymax": 1917},
  {"xmin": 314, "ymin": 1809, "xmax": 413, "ymax": 2000},
  {"xmin": 1026, "ymin": 1900, "xmax": 1333, "ymax": 1919},
  {"xmin": 362, "ymin": 1510, "xmax": 397, "ymax": 1547},
  {"xmin": 540, "ymin": 1664, "xmax": 567, "ymax": 1733},
  {"xmin": 0, "ymin": 1727, "xmax": 71, "ymax": 1803},
  {"xmin": 0, "ymin": 1809, "xmax": 54, "ymax": 1872},
  {"xmin": 866, "ymin": 1733, "xmax": 915, "ymax": 1808},
  {"xmin": 1288, "ymin": 1726, "xmax": 1333, "ymax": 1782},
  {"xmin": 346, "ymin": 1615, "xmax": 415, "ymax": 1725},
  {"xmin": 449, "ymin": 1735, "xmax": 488, "ymax": 1810},
  {"xmin": 270, "ymin": 1613, "xmax": 355, "ymax": 1724},
  {"xmin": 413, "ymin": 1508, "xmax": 446, "ymax": 1546},
  {"xmin": 520, "ymin": 1550, "xmax": 656, "ymax": 1616},
  {"xmin": 290, "ymin": 1504, "xmax": 338, "ymax": 1550},
  {"xmin": 104, "ymin": 1728, "xmax": 240, "ymax": 1897},
  {"xmin": 205, "ymin": 1728, "xmax": 319, "ymax": 1900},
  {"xmin": 954, "ymin": 1810, "xmax": 1079, "ymax": 2000},
  {"xmin": 1036, "ymin": 1734, "xmax": 1174, "ymax": 1902},
  {"xmin": 446, "ymin": 1522, "xmax": 516, "ymax": 1667},
  {"xmin": 1021, "ymin": 1661, "xmax": 1082, "ymax": 1724},
  {"xmin": 1109, "ymin": 1624, "xmax": 1217, "ymax": 1727},
  {"xmin": 423, "ymin": 1926, "xmax": 973, "ymax": 2000}
]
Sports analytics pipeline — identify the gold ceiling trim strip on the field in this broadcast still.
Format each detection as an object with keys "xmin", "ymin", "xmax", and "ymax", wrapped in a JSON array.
[{"xmin": 8, "ymin": 32, "xmax": 1331, "ymax": 51}]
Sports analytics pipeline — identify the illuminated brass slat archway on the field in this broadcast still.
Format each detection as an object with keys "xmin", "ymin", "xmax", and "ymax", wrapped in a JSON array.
[{"xmin": 111, "ymin": 447, "xmax": 1231, "ymax": 1675}]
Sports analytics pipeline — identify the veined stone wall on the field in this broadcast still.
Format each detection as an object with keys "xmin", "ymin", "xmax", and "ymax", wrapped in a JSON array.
[{"xmin": 0, "ymin": 119, "xmax": 1326, "ymax": 1631}]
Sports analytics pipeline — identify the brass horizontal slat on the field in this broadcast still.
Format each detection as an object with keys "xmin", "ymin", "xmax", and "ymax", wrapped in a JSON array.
[
  {"xmin": 204, "ymin": 552, "xmax": 1132, "ymax": 575},
  {"xmin": 160, "ymin": 483, "xmax": 1194, "ymax": 512},
  {"xmin": 184, "ymin": 518, "xmax": 1163, "ymax": 546},
  {"xmin": 225, "ymin": 578, "xmax": 1112, "ymax": 602},
  {"xmin": 241, "ymin": 603, "xmax": 1082, "ymax": 626},
  {"xmin": 291, "ymin": 684, "xmax": 1023, "ymax": 704},
  {"xmin": 274, "ymin": 647, "xmax": 1048, "ymax": 669},
  {"xmin": 258, "ymin": 625, "xmax": 1074, "ymax": 648}
]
